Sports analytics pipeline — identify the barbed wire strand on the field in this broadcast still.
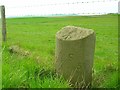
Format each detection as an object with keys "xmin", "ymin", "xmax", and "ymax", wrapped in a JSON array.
[
  {"xmin": 7, "ymin": 0, "xmax": 119, "ymax": 8},
  {"xmin": 5, "ymin": 0, "xmax": 118, "ymax": 17}
]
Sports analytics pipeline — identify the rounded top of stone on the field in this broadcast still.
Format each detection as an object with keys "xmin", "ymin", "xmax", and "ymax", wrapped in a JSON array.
[{"xmin": 56, "ymin": 26, "xmax": 95, "ymax": 40}]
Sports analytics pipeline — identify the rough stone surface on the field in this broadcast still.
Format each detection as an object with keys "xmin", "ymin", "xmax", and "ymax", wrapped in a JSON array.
[
  {"xmin": 56, "ymin": 26, "xmax": 94, "ymax": 40},
  {"xmin": 55, "ymin": 26, "xmax": 96, "ymax": 88}
]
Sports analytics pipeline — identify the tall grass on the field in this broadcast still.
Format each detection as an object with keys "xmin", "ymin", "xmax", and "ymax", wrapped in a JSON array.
[{"xmin": 2, "ymin": 14, "xmax": 118, "ymax": 88}]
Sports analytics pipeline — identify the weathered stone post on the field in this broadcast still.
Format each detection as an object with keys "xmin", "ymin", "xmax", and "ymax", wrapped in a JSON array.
[{"xmin": 55, "ymin": 26, "xmax": 96, "ymax": 88}]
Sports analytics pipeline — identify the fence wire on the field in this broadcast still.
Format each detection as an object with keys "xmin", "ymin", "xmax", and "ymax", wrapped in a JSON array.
[
  {"xmin": 7, "ymin": 0, "xmax": 119, "ymax": 8},
  {"xmin": 4, "ymin": 0, "xmax": 119, "ymax": 17}
]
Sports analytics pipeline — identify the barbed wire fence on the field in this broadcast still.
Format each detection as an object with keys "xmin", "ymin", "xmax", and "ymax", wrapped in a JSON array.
[
  {"xmin": 0, "ymin": 0, "xmax": 119, "ymax": 41},
  {"xmin": 7, "ymin": 0, "xmax": 118, "ymax": 8},
  {"xmin": 5, "ymin": 0, "xmax": 119, "ymax": 18}
]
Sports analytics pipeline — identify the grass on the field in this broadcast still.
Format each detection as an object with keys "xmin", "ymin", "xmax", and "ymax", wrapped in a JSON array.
[{"xmin": 2, "ymin": 14, "xmax": 118, "ymax": 88}]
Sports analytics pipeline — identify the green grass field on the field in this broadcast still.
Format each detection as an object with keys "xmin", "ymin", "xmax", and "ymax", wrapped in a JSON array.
[{"xmin": 2, "ymin": 14, "xmax": 118, "ymax": 88}]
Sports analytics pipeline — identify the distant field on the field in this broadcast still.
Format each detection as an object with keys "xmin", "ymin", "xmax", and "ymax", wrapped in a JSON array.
[{"xmin": 2, "ymin": 14, "xmax": 118, "ymax": 88}]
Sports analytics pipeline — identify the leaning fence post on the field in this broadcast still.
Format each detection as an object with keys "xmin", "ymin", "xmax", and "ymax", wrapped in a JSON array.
[
  {"xmin": 55, "ymin": 26, "xmax": 96, "ymax": 88},
  {"xmin": 0, "ymin": 5, "xmax": 6, "ymax": 42}
]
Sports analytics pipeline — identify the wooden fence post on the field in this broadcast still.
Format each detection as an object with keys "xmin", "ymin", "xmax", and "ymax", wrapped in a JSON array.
[
  {"xmin": 0, "ymin": 5, "xmax": 6, "ymax": 42},
  {"xmin": 55, "ymin": 26, "xmax": 96, "ymax": 88}
]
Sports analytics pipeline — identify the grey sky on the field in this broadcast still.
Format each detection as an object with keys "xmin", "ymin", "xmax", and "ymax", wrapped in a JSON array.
[{"xmin": 0, "ymin": 0, "xmax": 119, "ymax": 17}]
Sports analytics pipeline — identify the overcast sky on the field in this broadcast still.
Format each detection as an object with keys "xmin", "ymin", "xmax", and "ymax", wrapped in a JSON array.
[{"xmin": 0, "ymin": 0, "xmax": 119, "ymax": 17}]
